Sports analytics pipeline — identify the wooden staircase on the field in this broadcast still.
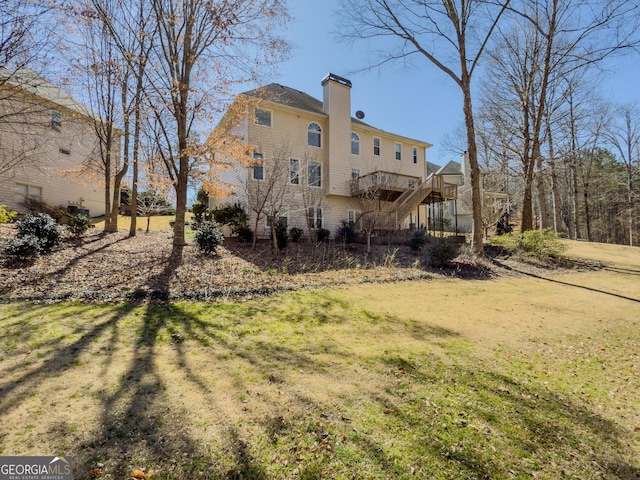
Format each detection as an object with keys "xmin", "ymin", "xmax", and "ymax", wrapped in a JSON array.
[{"xmin": 356, "ymin": 173, "xmax": 458, "ymax": 231}]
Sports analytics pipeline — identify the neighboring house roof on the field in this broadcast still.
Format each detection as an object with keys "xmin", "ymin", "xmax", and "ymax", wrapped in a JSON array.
[
  {"xmin": 436, "ymin": 160, "xmax": 462, "ymax": 176},
  {"xmin": 426, "ymin": 161, "xmax": 442, "ymax": 176},
  {"xmin": 0, "ymin": 67, "xmax": 92, "ymax": 119}
]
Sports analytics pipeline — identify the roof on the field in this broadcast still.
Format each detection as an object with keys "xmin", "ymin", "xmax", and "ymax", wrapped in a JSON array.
[
  {"xmin": 426, "ymin": 161, "xmax": 441, "ymax": 176},
  {"xmin": 242, "ymin": 82, "xmax": 431, "ymax": 146},
  {"xmin": 436, "ymin": 160, "xmax": 462, "ymax": 176},
  {"xmin": 242, "ymin": 83, "xmax": 326, "ymax": 116},
  {"xmin": 0, "ymin": 67, "xmax": 92, "ymax": 118}
]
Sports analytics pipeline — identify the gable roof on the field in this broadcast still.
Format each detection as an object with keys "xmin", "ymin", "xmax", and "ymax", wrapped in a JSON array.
[
  {"xmin": 242, "ymin": 82, "xmax": 430, "ymax": 146},
  {"xmin": 242, "ymin": 83, "xmax": 326, "ymax": 116},
  {"xmin": 0, "ymin": 67, "xmax": 92, "ymax": 119},
  {"xmin": 436, "ymin": 160, "xmax": 462, "ymax": 176},
  {"xmin": 426, "ymin": 161, "xmax": 441, "ymax": 176}
]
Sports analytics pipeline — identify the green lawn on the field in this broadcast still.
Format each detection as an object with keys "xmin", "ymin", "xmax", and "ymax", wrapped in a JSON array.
[{"xmin": 0, "ymin": 241, "xmax": 638, "ymax": 479}]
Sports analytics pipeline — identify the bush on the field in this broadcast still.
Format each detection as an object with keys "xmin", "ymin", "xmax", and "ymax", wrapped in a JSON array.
[
  {"xmin": 190, "ymin": 201, "xmax": 209, "ymax": 223},
  {"xmin": 427, "ymin": 240, "xmax": 458, "ymax": 266},
  {"xmin": 335, "ymin": 220, "xmax": 358, "ymax": 245},
  {"xmin": 489, "ymin": 229, "xmax": 567, "ymax": 260},
  {"xmin": 212, "ymin": 203, "xmax": 249, "ymax": 235},
  {"xmin": 408, "ymin": 229, "xmax": 428, "ymax": 252},
  {"xmin": 19, "ymin": 197, "xmax": 68, "ymax": 223},
  {"xmin": 0, "ymin": 205, "xmax": 17, "ymax": 223},
  {"xmin": 275, "ymin": 222, "xmax": 288, "ymax": 249},
  {"xmin": 16, "ymin": 213, "xmax": 62, "ymax": 253},
  {"xmin": 193, "ymin": 220, "xmax": 224, "ymax": 255},
  {"xmin": 289, "ymin": 227, "xmax": 303, "ymax": 243},
  {"xmin": 316, "ymin": 228, "xmax": 330, "ymax": 243},
  {"xmin": 3, "ymin": 235, "xmax": 42, "ymax": 259},
  {"xmin": 236, "ymin": 226, "xmax": 254, "ymax": 243},
  {"xmin": 67, "ymin": 214, "xmax": 91, "ymax": 237}
]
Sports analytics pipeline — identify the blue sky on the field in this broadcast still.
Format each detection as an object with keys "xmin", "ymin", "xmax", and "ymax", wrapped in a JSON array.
[{"xmin": 266, "ymin": 1, "xmax": 640, "ymax": 167}]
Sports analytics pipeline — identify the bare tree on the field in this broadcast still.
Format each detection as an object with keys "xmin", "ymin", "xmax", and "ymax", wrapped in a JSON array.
[
  {"xmin": 605, "ymin": 102, "xmax": 640, "ymax": 246},
  {"xmin": 142, "ymin": 0, "xmax": 290, "ymax": 247},
  {"xmin": 244, "ymin": 141, "xmax": 293, "ymax": 255},
  {"xmin": 338, "ymin": 0, "xmax": 514, "ymax": 254},
  {"xmin": 490, "ymin": 0, "xmax": 640, "ymax": 232}
]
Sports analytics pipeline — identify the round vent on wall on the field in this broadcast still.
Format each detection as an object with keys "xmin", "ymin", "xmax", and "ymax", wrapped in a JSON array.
[{"xmin": 355, "ymin": 110, "xmax": 365, "ymax": 119}]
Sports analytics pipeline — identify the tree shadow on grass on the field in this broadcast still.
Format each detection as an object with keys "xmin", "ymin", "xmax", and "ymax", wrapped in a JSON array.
[
  {"xmin": 1, "ymin": 291, "xmax": 638, "ymax": 479},
  {"xmin": 351, "ymin": 352, "xmax": 640, "ymax": 479}
]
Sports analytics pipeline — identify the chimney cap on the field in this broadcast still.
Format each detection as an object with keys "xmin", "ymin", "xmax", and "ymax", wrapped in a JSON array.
[{"xmin": 321, "ymin": 73, "xmax": 352, "ymax": 87}]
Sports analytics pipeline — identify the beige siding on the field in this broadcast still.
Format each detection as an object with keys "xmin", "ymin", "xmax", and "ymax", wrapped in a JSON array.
[
  {"xmin": 0, "ymin": 93, "xmax": 109, "ymax": 216},
  {"xmin": 218, "ymin": 77, "xmax": 434, "ymax": 237}
]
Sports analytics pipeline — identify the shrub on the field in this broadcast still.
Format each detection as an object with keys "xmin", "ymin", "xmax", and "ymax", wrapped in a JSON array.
[
  {"xmin": 67, "ymin": 214, "xmax": 91, "ymax": 237},
  {"xmin": 289, "ymin": 227, "xmax": 303, "ymax": 243},
  {"xmin": 19, "ymin": 197, "xmax": 68, "ymax": 223},
  {"xmin": 236, "ymin": 226, "xmax": 254, "ymax": 243},
  {"xmin": 193, "ymin": 220, "xmax": 224, "ymax": 255},
  {"xmin": 212, "ymin": 203, "xmax": 249, "ymax": 235},
  {"xmin": 275, "ymin": 222, "xmax": 288, "ymax": 249},
  {"xmin": 427, "ymin": 240, "xmax": 458, "ymax": 266},
  {"xmin": 408, "ymin": 228, "xmax": 428, "ymax": 252},
  {"xmin": 16, "ymin": 213, "xmax": 62, "ymax": 253},
  {"xmin": 335, "ymin": 220, "xmax": 358, "ymax": 245},
  {"xmin": 489, "ymin": 229, "xmax": 567, "ymax": 260},
  {"xmin": 190, "ymin": 201, "xmax": 209, "ymax": 223},
  {"xmin": 316, "ymin": 228, "xmax": 330, "ymax": 243},
  {"xmin": 0, "ymin": 205, "xmax": 17, "ymax": 223},
  {"xmin": 3, "ymin": 235, "xmax": 42, "ymax": 259}
]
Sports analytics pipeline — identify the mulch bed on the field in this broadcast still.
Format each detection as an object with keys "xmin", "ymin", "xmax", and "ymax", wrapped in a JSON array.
[{"xmin": 1, "ymin": 224, "xmax": 585, "ymax": 303}]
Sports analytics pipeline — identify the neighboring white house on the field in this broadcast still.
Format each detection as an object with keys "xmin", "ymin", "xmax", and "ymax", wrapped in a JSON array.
[
  {"xmin": 211, "ymin": 73, "xmax": 458, "ymax": 238},
  {"xmin": 430, "ymin": 153, "xmax": 510, "ymax": 234},
  {"xmin": 0, "ymin": 68, "xmax": 111, "ymax": 216}
]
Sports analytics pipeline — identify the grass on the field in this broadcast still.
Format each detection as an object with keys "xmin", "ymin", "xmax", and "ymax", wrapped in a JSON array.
[
  {"xmin": 91, "ymin": 213, "xmax": 194, "ymax": 232},
  {"xmin": 0, "ymin": 241, "xmax": 638, "ymax": 479}
]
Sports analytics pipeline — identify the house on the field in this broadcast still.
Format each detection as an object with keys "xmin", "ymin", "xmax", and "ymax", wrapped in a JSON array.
[
  {"xmin": 0, "ymin": 68, "xmax": 111, "ymax": 216},
  {"xmin": 211, "ymin": 73, "xmax": 458, "ymax": 239},
  {"xmin": 428, "ymin": 153, "xmax": 510, "ymax": 234}
]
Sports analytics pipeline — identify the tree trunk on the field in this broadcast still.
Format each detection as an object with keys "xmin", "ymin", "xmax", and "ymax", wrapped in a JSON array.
[{"xmin": 461, "ymin": 73, "xmax": 484, "ymax": 255}]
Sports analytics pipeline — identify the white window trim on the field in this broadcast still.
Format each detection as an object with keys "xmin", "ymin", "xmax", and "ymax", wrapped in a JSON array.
[
  {"xmin": 289, "ymin": 158, "xmax": 300, "ymax": 185},
  {"xmin": 254, "ymin": 108, "xmax": 272, "ymax": 128},
  {"xmin": 307, "ymin": 160, "xmax": 322, "ymax": 188},
  {"xmin": 412, "ymin": 146, "xmax": 418, "ymax": 164},
  {"xmin": 347, "ymin": 209, "xmax": 359, "ymax": 225},
  {"xmin": 308, "ymin": 206, "xmax": 323, "ymax": 229},
  {"xmin": 373, "ymin": 137, "xmax": 381, "ymax": 156},
  {"xmin": 16, "ymin": 183, "xmax": 42, "ymax": 202},
  {"xmin": 395, "ymin": 142, "xmax": 402, "ymax": 161},
  {"xmin": 307, "ymin": 122, "xmax": 322, "ymax": 148},
  {"xmin": 252, "ymin": 152, "xmax": 264, "ymax": 181},
  {"xmin": 351, "ymin": 132, "xmax": 360, "ymax": 156},
  {"xmin": 265, "ymin": 207, "xmax": 289, "ymax": 228}
]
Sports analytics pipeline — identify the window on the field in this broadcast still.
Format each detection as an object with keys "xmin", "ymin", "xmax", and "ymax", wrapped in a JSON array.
[
  {"xmin": 266, "ymin": 208, "xmax": 288, "ymax": 228},
  {"xmin": 255, "ymin": 108, "xmax": 271, "ymax": 127},
  {"xmin": 16, "ymin": 183, "xmax": 42, "ymax": 203},
  {"xmin": 351, "ymin": 132, "xmax": 360, "ymax": 155},
  {"xmin": 347, "ymin": 209, "xmax": 359, "ymax": 225},
  {"xmin": 289, "ymin": 158, "xmax": 300, "ymax": 185},
  {"xmin": 412, "ymin": 147, "xmax": 418, "ymax": 164},
  {"xmin": 307, "ymin": 161, "xmax": 322, "ymax": 187},
  {"xmin": 308, "ymin": 206, "xmax": 323, "ymax": 229},
  {"xmin": 308, "ymin": 123, "xmax": 322, "ymax": 148},
  {"xmin": 351, "ymin": 168, "xmax": 360, "ymax": 179},
  {"xmin": 51, "ymin": 111, "xmax": 61, "ymax": 131},
  {"xmin": 59, "ymin": 148, "xmax": 70, "ymax": 155},
  {"xmin": 395, "ymin": 142, "xmax": 402, "ymax": 161},
  {"xmin": 373, "ymin": 137, "xmax": 380, "ymax": 156},
  {"xmin": 252, "ymin": 152, "xmax": 264, "ymax": 180}
]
